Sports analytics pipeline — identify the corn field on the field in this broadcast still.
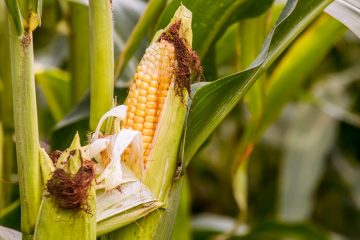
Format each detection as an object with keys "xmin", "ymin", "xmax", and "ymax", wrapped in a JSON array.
[{"xmin": 0, "ymin": 0, "xmax": 360, "ymax": 239}]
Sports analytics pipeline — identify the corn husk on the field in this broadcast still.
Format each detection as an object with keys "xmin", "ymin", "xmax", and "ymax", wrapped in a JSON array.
[
  {"xmin": 35, "ymin": 134, "xmax": 96, "ymax": 240},
  {"xmin": 88, "ymin": 106, "xmax": 162, "ymax": 236}
]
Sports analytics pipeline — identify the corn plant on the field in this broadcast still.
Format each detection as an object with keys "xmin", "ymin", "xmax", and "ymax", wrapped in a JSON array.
[{"xmin": 1, "ymin": 0, "xmax": 359, "ymax": 239}]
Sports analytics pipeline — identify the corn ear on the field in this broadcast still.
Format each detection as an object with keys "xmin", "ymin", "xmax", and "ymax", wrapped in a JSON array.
[
  {"xmin": 123, "ymin": 5, "xmax": 192, "ymax": 202},
  {"xmin": 112, "ymin": 5, "xmax": 193, "ymax": 239},
  {"xmin": 145, "ymin": 3, "xmax": 192, "ymax": 202},
  {"xmin": 35, "ymin": 134, "xmax": 96, "ymax": 240}
]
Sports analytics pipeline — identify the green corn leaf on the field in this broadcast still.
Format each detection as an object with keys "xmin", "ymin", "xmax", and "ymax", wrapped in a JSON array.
[
  {"xmin": 4, "ymin": 0, "xmax": 23, "ymax": 36},
  {"xmin": 260, "ymin": 14, "xmax": 346, "ymax": 135},
  {"xmin": 36, "ymin": 69, "xmax": 71, "ymax": 122},
  {"xmin": 232, "ymin": 13, "xmax": 268, "ymax": 218},
  {"xmin": 184, "ymin": 0, "xmax": 334, "ymax": 165},
  {"xmin": 279, "ymin": 64, "xmax": 360, "ymax": 221},
  {"xmin": 156, "ymin": 0, "xmax": 274, "ymax": 60},
  {"xmin": 238, "ymin": 14, "xmax": 268, "ymax": 119},
  {"xmin": 279, "ymin": 104, "xmax": 337, "ymax": 221}
]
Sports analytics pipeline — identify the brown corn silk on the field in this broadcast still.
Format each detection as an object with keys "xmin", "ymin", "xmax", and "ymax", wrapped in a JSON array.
[{"xmin": 46, "ymin": 160, "xmax": 96, "ymax": 213}]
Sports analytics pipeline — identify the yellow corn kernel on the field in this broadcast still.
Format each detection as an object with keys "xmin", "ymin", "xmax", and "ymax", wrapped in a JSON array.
[
  {"xmin": 143, "ymin": 136, "xmax": 153, "ymax": 144},
  {"xmin": 123, "ymin": 40, "xmax": 176, "ymax": 164}
]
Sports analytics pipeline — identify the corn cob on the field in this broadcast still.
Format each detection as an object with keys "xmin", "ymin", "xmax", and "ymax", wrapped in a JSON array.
[{"xmin": 123, "ymin": 40, "xmax": 176, "ymax": 165}]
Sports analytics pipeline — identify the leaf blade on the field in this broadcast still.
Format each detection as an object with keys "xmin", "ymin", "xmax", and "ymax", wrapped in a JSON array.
[{"xmin": 184, "ymin": 0, "xmax": 334, "ymax": 164}]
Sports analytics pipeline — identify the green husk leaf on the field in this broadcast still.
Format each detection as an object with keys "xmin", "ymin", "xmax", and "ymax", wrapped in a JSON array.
[
  {"xmin": 34, "ymin": 187, "xmax": 96, "ymax": 240},
  {"xmin": 144, "ymin": 87, "xmax": 187, "ymax": 202},
  {"xmin": 35, "ymin": 133, "xmax": 96, "ymax": 240},
  {"xmin": 96, "ymin": 182, "xmax": 162, "ymax": 236},
  {"xmin": 55, "ymin": 132, "xmax": 81, "ymax": 173},
  {"xmin": 39, "ymin": 148, "xmax": 55, "ymax": 183}
]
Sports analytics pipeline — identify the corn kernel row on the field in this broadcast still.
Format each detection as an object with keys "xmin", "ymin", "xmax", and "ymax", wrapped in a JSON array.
[{"xmin": 123, "ymin": 40, "xmax": 176, "ymax": 164}]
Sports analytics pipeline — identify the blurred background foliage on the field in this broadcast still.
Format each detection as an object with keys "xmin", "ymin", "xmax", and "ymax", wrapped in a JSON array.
[{"xmin": 0, "ymin": 0, "xmax": 359, "ymax": 239}]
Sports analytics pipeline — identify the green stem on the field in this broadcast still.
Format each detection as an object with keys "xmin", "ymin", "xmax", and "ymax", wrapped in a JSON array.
[
  {"xmin": 89, "ymin": 0, "xmax": 114, "ymax": 131},
  {"xmin": 69, "ymin": 2, "xmax": 90, "ymax": 105},
  {"xmin": 8, "ymin": 15, "xmax": 41, "ymax": 239}
]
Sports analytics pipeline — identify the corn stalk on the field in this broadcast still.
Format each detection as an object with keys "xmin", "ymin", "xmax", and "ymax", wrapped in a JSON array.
[
  {"xmin": 69, "ymin": 2, "xmax": 90, "ymax": 105},
  {"xmin": 89, "ymin": 0, "xmax": 114, "ymax": 131},
  {"xmin": 6, "ymin": 0, "xmax": 42, "ymax": 238}
]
